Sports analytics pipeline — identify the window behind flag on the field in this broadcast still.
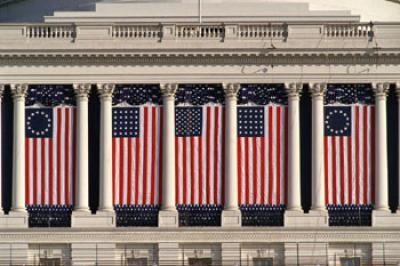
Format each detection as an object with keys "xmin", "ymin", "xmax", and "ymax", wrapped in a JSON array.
[
  {"xmin": 25, "ymin": 85, "xmax": 77, "ymax": 208},
  {"xmin": 112, "ymin": 85, "xmax": 163, "ymax": 207},
  {"xmin": 237, "ymin": 84, "xmax": 288, "ymax": 207},
  {"xmin": 324, "ymin": 84, "xmax": 375, "ymax": 206}
]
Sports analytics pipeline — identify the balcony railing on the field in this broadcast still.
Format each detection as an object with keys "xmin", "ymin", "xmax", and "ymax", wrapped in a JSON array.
[
  {"xmin": 323, "ymin": 23, "xmax": 373, "ymax": 39},
  {"xmin": 25, "ymin": 25, "xmax": 76, "ymax": 39}
]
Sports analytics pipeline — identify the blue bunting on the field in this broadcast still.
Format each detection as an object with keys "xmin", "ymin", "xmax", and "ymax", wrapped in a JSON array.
[
  {"xmin": 325, "ymin": 84, "xmax": 374, "ymax": 105},
  {"xmin": 175, "ymin": 84, "xmax": 225, "ymax": 105},
  {"xmin": 238, "ymin": 84, "xmax": 287, "ymax": 105},
  {"xmin": 26, "ymin": 85, "xmax": 76, "ymax": 107},
  {"xmin": 112, "ymin": 84, "xmax": 162, "ymax": 106}
]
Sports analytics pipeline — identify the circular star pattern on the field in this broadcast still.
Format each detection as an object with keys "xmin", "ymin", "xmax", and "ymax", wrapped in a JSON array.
[
  {"xmin": 325, "ymin": 108, "xmax": 351, "ymax": 135},
  {"xmin": 26, "ymin": 110, "xmax": 52, "ymax": 136}
]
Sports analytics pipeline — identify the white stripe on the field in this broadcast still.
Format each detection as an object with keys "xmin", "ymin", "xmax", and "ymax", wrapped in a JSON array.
[
  {"xmin": 29, "ymin": 139, "xmax": 34, "ymax": 205},
  {"xmin": 123, "ymin": 137, "xmax": 128, "ymax": 205},
  {"xmin": 114, "ymin": 136, "xmax": 120, "ymax": 205},
  {"xmin": 351, "ymin": 106, "xmax": 356, "ymax": 204},
  {"xmin": 138, "ymin": 106, "xmax": 145, "ymax": 205},
  {"xmin": 60, "ymin": 108, "xmax": 66, "ymax": 204},
  {"xmin": 256, "ymin": 137, "xmax": 262, "ymax": 204},
  {"xmin": 240, "ymin": 137, "xmax": 246, "ymax": 204},
  {"xmin": 209, "ymin": 107, "xmax": 215, "ymax": 205},
  {"xmin": 178, "ymin": 136, "xmax": 184, "ymax": 205},
  {"xmin": 145, "ymin": 107, "xmax": 153, "ymax": 205},
  {"xmin": 131, "ymin": 135, "xmax": 137, "ymax": 205},
  {"xmin": 248, "ymin": 137, "xmax": 254, "ymax": 205},
  {"xmin": 216, "ymin": 106, "xmax": 223, "ymax": 205},
  {"xmin": 68, "ymin": 108, "xmax": 74, "ymax": 205},
  {"xmin": 52, "ymin": 109, "xmax": 58, "ymax": 205},
  {"xmin": 154, "ymin": 107, "xmax": 160, "ymax": 205},
  {"xmin": 280, "ymin": 106, "xmax": 285, "ymax": 204},
  {"xmin": 327, "ymin": 137, "xmax": 333, "ymax": 204},
  {"xmin": 185, "ymin": 136, "xmax": 191, "ymax": 204},
  {"xmin": 264, "ymin": 106, "xmax": 269, "ymax": 205},
  {"xmin": 193, "ymin": 137, "xmax": 200, "ymax": 205},
  {"xmin": 343, "ymin": 137, "xmax": 349, "ymax": 205},
  {"xmin": 366, "ymin": 107, "xmax": 372, "ymax": 204},
  {"xmin": 201, "ymin": 107, "xmax": 207, "ymax": 205},
  {"xmin": 272, "ymin": 106, "xmax": 277, "ymax": 204},
  {"xmin": 36, "ymin": 138, "xmax": 42, "ymax": 205},
  {"xmin": 335, "ymin": 137, "xmax": 341, "ymax": 205},
  {"xmin": 44, "ymin": 139, "xmax": 50, "ymax": 205},
  {"xmin": 359, "ymin": 106, "xmax": 365, "ymax": 204}
]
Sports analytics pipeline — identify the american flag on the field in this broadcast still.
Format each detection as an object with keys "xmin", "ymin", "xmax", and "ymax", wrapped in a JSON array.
[
  {"xmin": 112, "ymin": 105, "xmax": 163, "ymax": 206},
  {"xmin": 25, "ymin": 106, "xmax": 76, "ymax": 206},
  {"xmin": 237, "ymin": 105, "xmax": 288, "ymax": 205},
  {"xmin": 175, "ymin": 105, "xmax": 224, "ymax": 205},
  {"xmin": 324, "ymin": 85, "xmax": 375, "ymax": 205}
]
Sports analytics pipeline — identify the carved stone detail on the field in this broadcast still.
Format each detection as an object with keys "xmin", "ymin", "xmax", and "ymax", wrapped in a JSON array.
[
  {"xmin": 10, "ymin": 84, "xmax": 28, "ymax": 100},
  {"xmin": 97, "ymin": 83, "xmax": 115, "ymax": 100},
  {"xmin": 309, "ymin": 83, "xmax": 327, "ymax": 98},
  {"xmin": 73, "ymin": 83, "xmax": 91, "ymax": 99},
  {"xmin": 223, "ymin": 83, "xmax": 240, "ymax": 99},
  {"xmin": 285, "ymin": 83, "xmax": 303, "ymax": 99},
  {"xmin": 160, "ymin": 83, "xmax": 178, "ymax": 98},
  {"xmin": 373, "ymin": 82, "xmax": 390, "ymax": 99}
]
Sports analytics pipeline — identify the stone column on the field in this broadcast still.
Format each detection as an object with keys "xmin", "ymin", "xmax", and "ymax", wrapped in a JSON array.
[
  {"xmin": 158, "ymin": 83, "xmax": 179, "ymax": 227},
  {"xmin": 221, "ymin": 83, "xmax": 241, "ymax": 227},
  {"xmin": 0, "ymin": 85, "xmax": 4, "ymax": 214},
  {"xmin": 73, "ymin": 84, "xmax": 91, "ymax": 213},
  {"xmin": 397, "ymin": 82, "xmax": 400, "ymax": 213},
  {"xmin": 285, "ymin": 83, "xmax": 303, "ymax": 212},
  {"xmin": 97, "ymin": 83, "xmax": 115, "ymax": 213},
  {"xmin": 373, "ymin": 82, "xmax": 390, "ymax": 212},
  {"xmin": 310, "ymin": 83, "xmax": 327, "ymax": 212},
  {"xmin": 11, "ymin": 84, "xmax": 28, "ymax": 213}
]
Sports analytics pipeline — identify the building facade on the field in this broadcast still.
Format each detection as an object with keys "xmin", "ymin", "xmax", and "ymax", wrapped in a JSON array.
[{"xmin": 1, "ymin": 0, "xmax": 400, "ymax": 265}]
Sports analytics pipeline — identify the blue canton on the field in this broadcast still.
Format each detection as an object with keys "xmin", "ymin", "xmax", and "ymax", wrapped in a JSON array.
[
  {"xmin": 324, "ymin": 107, "xmax": 351, "ymax": 136},
  {"xmin": 112, "ymin": 108, "xmax": 140, "ymax": 138},
  {"xmin": 237, "ymin": 107, "xmax": 265, "ymax": 137},
  {"xmin": 175, "ymin": 107, "xmax": 202, "ymax": 137},
  {"xmin": 26, "ymin": 109, "xmax": 53, "ymax": 138}
]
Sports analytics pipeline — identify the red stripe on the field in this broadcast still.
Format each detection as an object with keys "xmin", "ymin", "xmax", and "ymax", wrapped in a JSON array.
[
  {"xmin": 150, "ymin": 107, "xmax": 156, "ymax": 205},
  {"xmin": 252, "ymin": 137, "xmax": 257, "ymax": 204},
  {"xmin": 135, "ymin": 137, "xmax": 140, "ymax": 205},
  {"xmin": 238, "ymin": 138, "xmax": 242, "ymax": 205},
  {"xmin": 182, "ymin": 136, "xmax": 187, "ymax": 204},
  {"xmin": 221, "ymin": 107, "xmax": 225, "ymax": 205},
  {"xmin": 244, "ymin": 137, "xmax": 249, "ymax": 204},
  {"xmin": 142, "ymin": 107, "xmax": 149, "ymax": 204},
  {"xmin": 25, "ymin": 139, "xmax": 30, "ymax": 206},
  {"xmin": 213, "ymin": 107, "xmax": 219, "ymax": 204},
  {"xmin": 332, "ymin": 137, "xmax": 337, "ymax": 205},
  {"xmin": 33, "ymin": 138, "xmax": 37, "ymax": 205},
  {"xmin": 206, "ymin": 107, "xmax": 211, "ymax": 204},
  {"xmin": 284, "ymin": 106, "xmax": 288, "ymax": 205},
  {"xmin": 268, "ymin": 106, "xmax": 273, "ymax": 204},
  {"xmin": 260, "ymin": 137, "xmax": 265, "ymax": 205},
  {"xmin": 363, "ymin": 106, "xmax": 368, "ymax": 204},
  {"xmin": 198, "ymin": 135, "xmax": 203, "ymax": 205},
  {"xmin": 371, "ymin": 107, "xmax": 376, "ymax": 204},
  {"xmin": 127, "ymin": 138, "xmax": 132, "ymax": 205},
  {"xmin": 175, "ymin": 137, "xmax": 179, "ymax": 204},
  {"xmin": 65, "ymin": 108, "xmax": 70, "ymax": 205},
  {"xmin": 324, "ymin": 137, "xmax": 329, "ymax": 205},
  {"xmin": 347, "ymin": 137, "xmax": 352, "ymax": 205},
  {"xmin": 41, "ymin": 138, "xmax": 45, "ymax": 205},
  {"xmin": 49, "ymin": 139, "xmax": 53, "ymax": 206},
  {"xmin": 119, "ymin": 138, "xmax": 124, "ymax": 206},
  {"xmin": 159, "ymin": 107, "xmax": 163, "ymax": 205},
  {"xmin": 56, "ymin": 109, "xmax": 62, "ymax": 205},
  {"xmin": 112, "ymin": 138, "xmax": 116, "ymax": 205},
  {"xmin": 276, "ymin": 107, "xmax": 281, "ymax": 205},
  {"xmin": 339, "ymin": 136, "xmax": 345, "ymax": 204},
  {"xmin": 355, "ymin": 106, "xmax": 360, "ymax": 204},
  {"xmin": 72, "ymin": 109, "xmax": 76, "ymax": 206},
  {"xmin": 190, "ymin": 137, "xmax": 195, "ymax": 205}
]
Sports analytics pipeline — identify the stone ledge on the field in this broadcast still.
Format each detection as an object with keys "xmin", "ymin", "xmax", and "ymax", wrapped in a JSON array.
[{"xmin": 71, "ymin": 211, "xmax": 116, "ymax": 228}]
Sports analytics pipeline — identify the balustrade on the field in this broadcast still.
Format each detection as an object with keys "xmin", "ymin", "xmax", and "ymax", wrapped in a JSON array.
[
  {"xmin": 324, "ymin": 23, "xmax": 373, "ymax": 38},
  {"xmin": 25, "ymin": 25, "xmax": 75, "ymax": 39}
]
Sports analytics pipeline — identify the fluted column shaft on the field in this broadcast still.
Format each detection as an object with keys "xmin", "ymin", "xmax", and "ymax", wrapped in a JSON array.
[
  {"xmin": 73, "ymin": 84, "xmax": 91, "ymax": 212},
  {"xmin": 97, "ymin": 84, "xmax": 115, "ymax": 212},
  {"xmin": 310, "ymin": 83, "xmax": 327, "ymax": 211},
  {"xmin": 374, "ymin": 82, "xmax": 390, "ymax": 211},
  {"xmin": 285, "ymin": 83, "xmax": 303, "ymax": 211},
  {"xmin": 0, "ymin": 85, "xmax": 5, "ymax": 213},
  {"xmin": 397, "ymin": 82, "xmax": 400, "ymax": 212},
  {"xmin": 11, "ymin": 84, "xmax": 28, "ymax": 212},
  {"xmin": 160, "ymin": 83, "xmax": 178, "ymax": 211},
  {"xmin": 223, "ymin": 83, "xmax": 240, "ymax": 211}
]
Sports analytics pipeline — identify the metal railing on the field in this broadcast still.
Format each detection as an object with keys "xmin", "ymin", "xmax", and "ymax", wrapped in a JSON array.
[{"xmin": 0, "ymin": 242, "xmax": 400, "ymax": 265}]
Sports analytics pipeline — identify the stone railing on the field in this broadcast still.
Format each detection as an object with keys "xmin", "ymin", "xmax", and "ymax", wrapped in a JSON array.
[
  {"xmin": 175, "ymin": 25, "xmax": 225, "ymax": 39},
  {"xmin": 111, "ymin": 25, "xmax": 162, "ymax": 39},
  {"xmin": 323, "ymin": 23, "xmax": 373, "ymax": 39},
  {"xmin": 238, "ymin": 24, "xmax": 288, "ymax": 39},
  {"xmin": 25, "ymin": 25, "xmax": 76, "ymax": 39}
]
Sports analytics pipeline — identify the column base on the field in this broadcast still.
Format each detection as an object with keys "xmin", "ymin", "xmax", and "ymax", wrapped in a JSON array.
[
  {"xmin": 285, "ymin": 210, "xmax": 328, "ymax": 228},
  {"xmin": 221, "ymin": 209, "xmax": 241, "ymax": 227},
  {"xmin": 71, "ymin": 210, "xmax": 115, "ymax": 228},
  {"xmin": 372, "ymin": 210, "xmax": 400, "ymax": 227},
  {"xmin": 0, "ymin": 211, "xmax": 28, "ymax": 228},
  {"xmin": 158, "ymin": 210, "xmax": 179, "ymax": 228}
]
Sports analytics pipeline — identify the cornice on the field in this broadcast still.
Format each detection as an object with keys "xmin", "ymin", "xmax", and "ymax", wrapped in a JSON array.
[{"xmin": 0, "ymin": 53, "xmax": 400, "ymax": 66}]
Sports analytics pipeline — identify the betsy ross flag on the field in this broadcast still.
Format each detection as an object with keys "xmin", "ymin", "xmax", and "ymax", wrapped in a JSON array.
[
  {"xmin": 175, "ymin": 105, "xmax": 224, "ymax": 205},
  {"xmin": 25, "ymin": 106, "xmax": 76, "ymax": 206},
  {"xmin": 112, "ymin": 105, "xmax": 163, "ymax": 206},
  {"xmin": 237, "ymin": 105, "xmax": 288, "ymax": 205},
  {"xmin": 324, "ymin": 104, "xmax": 375, "ymax": 205}
]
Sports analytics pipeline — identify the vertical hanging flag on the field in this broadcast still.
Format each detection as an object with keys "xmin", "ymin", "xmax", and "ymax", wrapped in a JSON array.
[
  {"xmin": 25, "ymin": 85, "xmax": 76, "ymax": 207},
  {"xmin": 324, "ymin": 84, "xmax": 375, "ymax": 205},
  {"xmin": 112, "ymin": 85, "xmax": 163, "ymax": 206},
  {"xmin": 237, "ymin": 84, "xmax": 288, "ymax": 206}
]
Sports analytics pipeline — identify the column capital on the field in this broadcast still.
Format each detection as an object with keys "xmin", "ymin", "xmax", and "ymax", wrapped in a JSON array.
[
  {"xmin": 372, "ymin": 82, "xmax": 390, "ymax": 98},
  {"xmin": 73, "ymin": 83, "xmax": 91, "ymax": 99},
  {"xmin": 285, "ymin": 83, "xmax": 303, "ymax": 99},
  {"xmin": 10, "ymin": 84, "xmax": 28, "ymax": 99},
  {"xmin": 223, "ymin": 83, "xmax": 240, "ymax": 99},
  {"xmin": 97, "ymin": 83, "xmax": 115, "ymax": 100},
  {"xmin": 160, "ymin": 83, "xmax": 178, "ymax": 98},
  {"xmin": 309, "ymin": 83, "xmax": 327, "ymax": 98}
]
